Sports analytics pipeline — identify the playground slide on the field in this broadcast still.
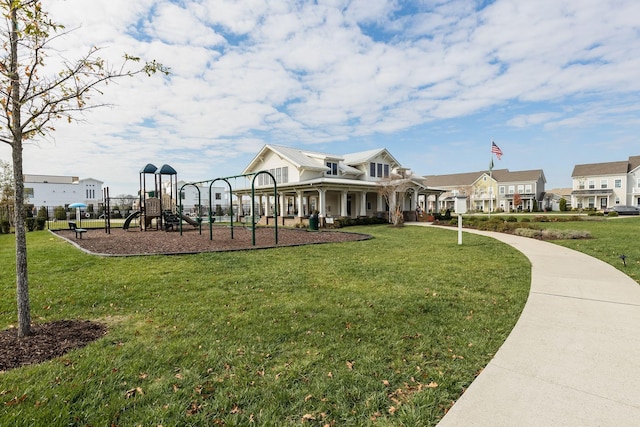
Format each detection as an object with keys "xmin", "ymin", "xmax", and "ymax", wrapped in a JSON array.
[
  {"xmin": 123, "ymin": 210, "xmax": 141, "ymax": 230},
  {"xmin": 180, "ymin": 214, "xmax": 200, "ymax": 227}
]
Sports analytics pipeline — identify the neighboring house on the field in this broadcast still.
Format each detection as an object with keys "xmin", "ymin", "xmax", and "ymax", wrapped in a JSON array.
[
  {"xmin": 546, "ymin": 188, "xmax": 572, "ymax": 211},
  {"xmin": 424, "ymin": 168, "xmax": 546, "ymax": 212},
  {"xmin": 571, "ymin": 156, "xmax": 640, "ymax": 209},
  {"xmin": 23, "ymin": 174, "xmax": 103, "ymax": 212},
  {"xmin": 239, "ymin": 144, "xmax": 441, "ymax": 225}
]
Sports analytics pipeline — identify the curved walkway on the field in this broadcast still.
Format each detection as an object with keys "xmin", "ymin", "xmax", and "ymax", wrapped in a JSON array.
[{"xmin": 409, "ymin": 223, "xmax": 640, "ymax": 426}]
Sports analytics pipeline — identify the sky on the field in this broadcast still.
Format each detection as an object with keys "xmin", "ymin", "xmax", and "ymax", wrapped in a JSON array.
[{"xmin": 2, "ymin": 0, "xmax": 640, "ymax": 196}]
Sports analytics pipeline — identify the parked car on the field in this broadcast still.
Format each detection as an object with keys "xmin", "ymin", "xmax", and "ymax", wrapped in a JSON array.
[{"xmin": 603, "ymin": 205, "xmax": 640, "ymax": 215}]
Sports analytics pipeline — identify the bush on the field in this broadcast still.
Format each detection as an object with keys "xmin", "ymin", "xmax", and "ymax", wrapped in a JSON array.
[
  {"xmin": 36, "ymin": 217, "xmax": 46, "ymax": 230},
  {"xmin": 1, "ymin": 219, "xmax": 10, "ymax": 234},
  {"xmin": 559, "ymin": 198, "xmax": 567, "ymax": 212},
  {"xmin": 505, "ymin": 216, "xmax": 518, "ymax": 222},
  {"xmin": 37, "ymin": 206, "xmax": 48, "ymax": 219},
  {"xmin": 607, "ymin": 211, "xmax": 619, "ymax": 217},
  {"xmin": 54, "ymin": 206, "xmax": 67, "ymax": 220},
  {"xmin": 332, "ymin": 216, "xmax": 386, "ymax": 228},
  {"xmin": 25, "ymin": 217, "xmax": 36, "ymax": 231},
  {"xmin": 520, "ymin": 218, "xmax": 531, "ymax": 222}
]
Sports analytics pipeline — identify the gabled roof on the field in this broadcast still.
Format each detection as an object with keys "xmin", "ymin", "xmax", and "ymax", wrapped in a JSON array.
[
  {"xmin": 243, "ymin": 144, "xmax": 332, "ymax": 174},
  {"xmin": 423, "ymin": 168, "xmax": 545, "ymax": 187},
  {"xmin": 493, "ymin": 169, "xmax": 546, "ymax": 183},
  {"xmin": 243, "ymin": 144, "xmax": 397, "ymax": 176},
  {"xmin": 628, "ymin": 156, "xmax": 640, "ymax": 172},
  {"xmin": 571, "ymin": 160, "xmax": 629, "ymax": 177},
  {"xmin": 423, "ymin": 170, "xmax": 507, "ymax": 187},
  {"xmin": 342, "ymin": 148, "xmax": 400, "ymax": 168}
]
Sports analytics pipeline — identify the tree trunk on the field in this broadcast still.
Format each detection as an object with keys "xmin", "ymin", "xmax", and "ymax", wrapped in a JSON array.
[
  {"xmin": 13, "ymin": 142, "xmax": 30, "ymax": 337},
  {"xmin": 10, "ymin": 4, "xmax": 31, "ymax": 337}
]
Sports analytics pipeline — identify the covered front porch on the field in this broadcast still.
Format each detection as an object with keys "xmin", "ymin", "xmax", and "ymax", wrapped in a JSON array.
[{"xmin": 236, "ymin": 179, "xmax": 444, "ymax": 227}]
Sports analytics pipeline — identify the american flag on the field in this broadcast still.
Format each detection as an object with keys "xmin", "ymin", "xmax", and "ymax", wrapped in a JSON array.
[{"xmin": 491, "ymin": 141, "xmax": 503, "ymax": 160}]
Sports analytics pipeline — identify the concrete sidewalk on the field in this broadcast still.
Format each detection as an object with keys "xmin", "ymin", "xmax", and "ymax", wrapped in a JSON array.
[{"xmin": 410, "ymin": 224, "xmax": 640, "ymax": 426}]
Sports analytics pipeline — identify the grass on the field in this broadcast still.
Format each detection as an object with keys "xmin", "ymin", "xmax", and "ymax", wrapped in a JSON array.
[
  {"xmin": 537, "ymin": 217, "xmax": 640, "ymax": 284},
  {"xmin": 0, "ymin": 225, "xmax": 530, "ymax": 426}
]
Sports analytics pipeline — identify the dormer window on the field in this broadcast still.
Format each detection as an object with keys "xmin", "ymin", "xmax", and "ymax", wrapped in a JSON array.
[
  {"xmin": 370, "ymin": 162, "xmax": 390, "ymax": 178},
  {"xmin": 326, "ymin": 162, "xmax": 338, "ymax": 176}
]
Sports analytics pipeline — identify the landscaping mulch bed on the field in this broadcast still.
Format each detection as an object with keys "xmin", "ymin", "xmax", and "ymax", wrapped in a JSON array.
[
  {"xmin": 53, "ymin": 226, "xmax": 370, "ymax": 256},
  {"xmin": 0, "ymin": 320, "xmax": 107, "ymax": 372},
  {"xmin": 0, "ymin": 227, "xmax": 369, "ymax": 372}
]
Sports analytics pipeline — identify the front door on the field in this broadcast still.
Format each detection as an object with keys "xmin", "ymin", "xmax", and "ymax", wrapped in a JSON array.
[{"xmin": 600, "ymin": 198, "xmax": 607, "ymax": 209}]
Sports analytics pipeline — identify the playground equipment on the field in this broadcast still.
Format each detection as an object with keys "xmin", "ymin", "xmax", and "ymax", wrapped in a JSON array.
[
  {"xmin": 178, "ymin": 171, "xmax": 278, "ymax": 246},
  {"xmin": 137, "ymin": 163, "xmax": 178, "ymax": 231}
]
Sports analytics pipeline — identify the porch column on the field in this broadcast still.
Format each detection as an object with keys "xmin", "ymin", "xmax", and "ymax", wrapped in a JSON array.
[
  {"xmin": 296, "ymin": 191, "xmax": 304, "ymax": 218},
  {"xmin": 318, "ymin": 189, "xmax": 326, "ymax": 218},
  {"xmin": 377, "ymin": 193, "xmax": 384, "ymax": 211},
  {"xmin": 360, "ymin": 191, "xmax": 367, "ymax": 216},
  {"xmin": 341, "ymin": 191, "xmax": 348, "ymax": 217}
]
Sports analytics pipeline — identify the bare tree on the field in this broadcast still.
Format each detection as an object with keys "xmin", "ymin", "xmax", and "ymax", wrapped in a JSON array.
[
  {"xmin": 1, "ymin": 1, "xmax": 168, "ymax": 337},
  {"xmin": 377, "ymin": 173, "xmax": 416, "ymax": 227}
]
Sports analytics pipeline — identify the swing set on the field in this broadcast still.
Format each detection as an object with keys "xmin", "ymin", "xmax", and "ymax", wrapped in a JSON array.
[{"xmin": 178, "ymin": 171, "xmax": 278, "ymax": 246}]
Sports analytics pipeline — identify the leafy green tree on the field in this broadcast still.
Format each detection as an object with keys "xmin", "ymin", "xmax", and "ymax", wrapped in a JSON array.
[
  {"xmin": 0, "ymin": 1, "xmax": 168, "ymax": 337},
  {"xmin": 559, "ymin": 198, "xmax": 567, "ymax": 212}
]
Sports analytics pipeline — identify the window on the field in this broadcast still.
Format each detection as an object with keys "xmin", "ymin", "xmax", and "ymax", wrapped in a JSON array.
[
  {"xmin": 615, "ymin": 197, "xmax": 620, "ymax": 205},
  {"xmin": 499, "ymin": 186, "xmax": 505, "ymax": 195},
  {"xmin": 578, "ymin": 181, "xmax": 585, "ymax": 190},
  {"xmin": 600, "ymin": 179, "xmax": 607, "ymax": 189},
  {"xmin": 508, "ymin": 185, "xmax": 515, "ymax": 194},
  {"xmin": 282, "ymin": 167, "xmax": 288, "ymax": 184},
  {"xmin": 588, "ymin": 180, "xmax": 595, "ymax": 189},
  {"xmin": 517, "ymin": 185, "xmax": 524, "ymax": 193},
  {"xmin": 588, "ymin": 197, "xmax": 595, "ymax": 208},
  {"xmin": 276, "ymin": 168, "xmax": 282, "ymax": 183},
  {"xmin": 370, "ymin": 162, "xmax": 390, "ymax": 178},
  {"xmin": 615, "ymin": 179, "xmax": 622, "ymax": 188},
  {"xmin": 326, "ymin": 162, "xmax": 338, "ymax": 176},
  {"xmin": 25, "ymin": 188, "xmax": 34, "ymax": 198},
  {"xmin": 215, "ymin": 193, "xmax": 221, "ymax": 200},
  {"xmin": 525, "ymin": 184, "xmax": 532, "ymax": 193}
]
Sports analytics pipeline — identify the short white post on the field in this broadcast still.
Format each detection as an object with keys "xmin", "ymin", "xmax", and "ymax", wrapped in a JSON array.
[{"xmin": 454, "ymin": 195, "xmax": 467, "ymax": 246}]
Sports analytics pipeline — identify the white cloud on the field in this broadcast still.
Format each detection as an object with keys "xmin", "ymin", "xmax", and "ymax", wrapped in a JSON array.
[{"xmin": 2, "ymin": 0, "xmax": 639, "ymax": 194}]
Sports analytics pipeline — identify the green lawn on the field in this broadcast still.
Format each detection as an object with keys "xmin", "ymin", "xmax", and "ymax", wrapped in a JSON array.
[
  {"xmin": 538, "ymin": 216, "xmax": 640, "ymax": 284},
  {"xmin": 0, "ymin": 226, "xmax": 531, "ymax": 426}
]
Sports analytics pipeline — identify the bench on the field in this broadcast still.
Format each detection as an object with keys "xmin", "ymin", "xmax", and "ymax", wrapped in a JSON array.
[
  {"xmin": 68, "ymin": 221, "xmax": 88, "ymax": 239},
  {"xmin": 240, "ymin": 215, "xmax": 260, "ymax": 228}
]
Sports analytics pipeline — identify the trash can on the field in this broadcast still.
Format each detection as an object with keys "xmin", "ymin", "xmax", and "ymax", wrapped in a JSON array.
[{"xmin": 309, "ymin": 214, "xmax": 319, "ymax": 231}]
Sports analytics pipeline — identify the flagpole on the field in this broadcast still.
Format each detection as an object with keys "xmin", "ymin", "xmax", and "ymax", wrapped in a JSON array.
[{"xmin": 489, "ymin": 139, "xmax": 493, "ymax": 218}]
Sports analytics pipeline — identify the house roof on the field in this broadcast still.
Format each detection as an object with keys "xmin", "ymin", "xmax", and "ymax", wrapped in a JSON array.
[
  {"xmin": 571, "ymin": 160, "xmax": 630, "ymax": 177},
  {"xmin": 547, "ymin": 188, "xmax": 572, "ymax": 198},
  {"xmin": 243, "ymin": 144, "xmax": 332, "ymax": 174},
  {"xmin": 493, "ymin": 169, "xmax": 546, "ymax": 183},
  {"xmin": 423, "ymin": 170, "xmax": 504, "ymax": 187},
  {"xmin": 243, "ymin": 144, "xmax": 397, "ymax": 176},
  {"xmin": 342, "ymin": 148, "xmax": 400, "ymax": 168},
  {"xmin": 423, "ymin": 168, "xmax": 544, "ymax": 186}
]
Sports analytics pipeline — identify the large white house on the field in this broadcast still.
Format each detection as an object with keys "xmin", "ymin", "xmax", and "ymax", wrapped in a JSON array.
[
  {"xmin": 23, "ymin": 174, "xmax": 103, "ymax": 211},
  {"xmin": 239, "ymin": 144, "xmax": 441, "ymax": 226},
  {"xmin": 571, "ymin": 156, "xmax": 640, "ymax": 209}
]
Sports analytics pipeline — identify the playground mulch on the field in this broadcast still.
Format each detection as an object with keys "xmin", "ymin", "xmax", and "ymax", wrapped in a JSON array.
[{"xmin": 54, "ymin": 226, "xmax": 371, "ymax": 256}]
